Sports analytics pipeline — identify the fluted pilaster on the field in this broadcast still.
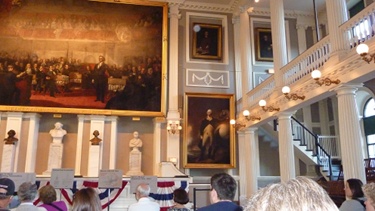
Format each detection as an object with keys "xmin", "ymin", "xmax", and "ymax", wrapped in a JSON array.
[{"xmin": 278, "ymin": 112, "xmax": 295, "ymax": 182}]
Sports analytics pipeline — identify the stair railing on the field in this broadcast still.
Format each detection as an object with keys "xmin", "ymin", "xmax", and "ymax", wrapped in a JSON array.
[{"xmin": 291, "ymin": 116, "xmax": 333, "ymax": 180}]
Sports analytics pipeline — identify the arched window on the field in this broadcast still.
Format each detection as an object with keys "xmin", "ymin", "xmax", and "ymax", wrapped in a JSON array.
[{"xmin": 364, "ymin": 98, "xmax": 375, "ymax": 158}]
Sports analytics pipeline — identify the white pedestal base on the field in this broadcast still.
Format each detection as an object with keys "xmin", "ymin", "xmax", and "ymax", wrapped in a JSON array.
[
  {"xmin": 126, "ymin": 150, "xmax": 143, "ymax": 176},
  {"xmin": 43, "ymin": 143, "xmax": 63, "ymax": 175},
  {"xmin": 1, "ymin": 145, "xmax": 16, "ymax": 172},
  {"xmin": 88, "ymin": 145, "xmax": 101, "ymax": 177}
]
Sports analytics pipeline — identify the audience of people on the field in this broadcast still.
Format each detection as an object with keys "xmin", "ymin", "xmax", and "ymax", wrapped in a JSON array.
[
  {"xmin": 167, "ymin": 189, "xmax": 190, "ymax": 211},
  {"xmin": 72, "ymin": 187, "xmax": 101, "ymax": 211},
  {"xmin": 128, "ymin": 183, "xmax": 160, "ymax": 211},
  {"xmin": 37, "ymin": 185, "xmax": 68, "ymax": 211},
  {"xmin": 197, "ymin": 173, "xmax": 242, "ymax": 211},
  {"xmin": 339, "ymin": 178, "xmax": 365, "ymax": 211},
  {"xmin": 2, "ymin": 174, "xmax": 375, "ymax": 211},
  {"xmin": 0, "ymin": 52, "xmax": 162, "ymax": 110},
  {"xmin": 0, "ymin": 178, "xmax": 15, "ymax": 211}
]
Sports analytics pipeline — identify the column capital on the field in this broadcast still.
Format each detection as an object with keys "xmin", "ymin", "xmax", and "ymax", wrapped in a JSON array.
[
  {"xmin": 334, "ymin": 83, "xmax": 363, "ymax": 96},
  {"xmin": 277, "ymin": 111, "xmax": 295, "ymax": 119},
  {"xmin": 168, "ymin": 4, "xmax": 181, "ymax": 20}
]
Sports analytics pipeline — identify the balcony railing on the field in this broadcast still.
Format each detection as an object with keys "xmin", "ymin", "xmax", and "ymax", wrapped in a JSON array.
[{"xmin": 244, "ymin": 2, "xmax": 375, "ymax": 110}]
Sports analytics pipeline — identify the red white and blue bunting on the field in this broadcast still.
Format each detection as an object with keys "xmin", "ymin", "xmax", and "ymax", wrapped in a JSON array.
[{"xmin": 34, "ymin": 180, "xmax": 189, "ymax": 211}]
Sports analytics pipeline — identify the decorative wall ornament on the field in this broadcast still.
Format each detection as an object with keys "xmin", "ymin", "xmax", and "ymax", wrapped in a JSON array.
[{"xmin": 187, "ymin": 69, "xmax": 229, "ymax": 88}]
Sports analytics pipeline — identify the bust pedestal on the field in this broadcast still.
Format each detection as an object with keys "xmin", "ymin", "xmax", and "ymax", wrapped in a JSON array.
[
  {"xmin": 88, "ymin": 144, "xmax": 101, "ymax": 177},
  {"xmin": 1, "ymin": 145, "xmax": 16, "ymax": 172},
  {"xmin": 126, "ymin": 148, "xmax": 144, "ymax": 176},
  {"xmin": 43, "ymin": 143, "xmax": 63, "ymax": 175}
]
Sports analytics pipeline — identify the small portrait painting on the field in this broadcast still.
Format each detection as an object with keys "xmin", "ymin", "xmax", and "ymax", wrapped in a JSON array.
[
  {"xmin": 192, "ymin": 23, "xmax": 222, "ymax": 60},
  {"xmin": 255, "ymin": 28, "xmax": 273, "ymax": 62}
]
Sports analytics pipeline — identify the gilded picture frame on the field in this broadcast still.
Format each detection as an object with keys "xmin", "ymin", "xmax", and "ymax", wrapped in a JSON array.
[
  {"xmin": 255, "ymin": 28, "xmax": 273, "ymax": 62},
  {"xmin": 192, "ymin": 23, "xmax": 222, "ymax": 60},
  {"xmin": 183, "ymin": 93, "xmax": 236, "ymax": 168},
  {"xmin": 0, "ymin": 0, "xmax": 168, "ymax": 117}
]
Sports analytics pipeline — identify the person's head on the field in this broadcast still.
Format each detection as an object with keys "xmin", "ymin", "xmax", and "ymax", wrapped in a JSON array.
[
  {"xmin": 172, "ymin": 189, "xmax": 189, "ymax": 205},
  {"xmin": 206, "ymin": 109, "xmax": 212, "ymax": 116},
  {"xmin": 0, "ymin": 178, "xmax": 15, "ymax": 208},
  {"xmin": 99, "ymin": 56, "xmax": 105, "ymax": 63},
  {"xmin": 17, "ymin": 182, "xmax": 38, "ymax": 202},
  {"xmin": 245, "ymin": 176, "xmax": 338, "ymax": 211},
  {"xmin": 363, "ymin": 183, "xmax": 375, "ymax": 211},
  {"xmin": 93, "ymin": 130, "xmax": 99, "ymax": 137},
  {"xmin": 344, "ymin": 178, "xmax": 364, "ymax": 199},
  {"xmin": 72, "ymin": 187, "xmax": 101, "ymax": 211},
  {"xmin": 7, "ymin": 65, "xmax": 13, "ymax": 72},
  {"xmin": 133, "ymin": 131, "xmax": 139, "ymax": 138},
  {"xmin": 38, "ymin": 185, "xmax": 57, "ymax": 204},
  {"xmin": 135, "ymin": 183, "xmax": 150, "ymax": 200},
  {"xmin": 210, "ymin": 173, "xmax": 237, "ymax": 203},
  {"xmin": 7, "ymin": 130, "xmax": 15, "ymax": 137},
  {"xmin": 54, "ymin": 122, "xmax": 63, "ymax": 130}
]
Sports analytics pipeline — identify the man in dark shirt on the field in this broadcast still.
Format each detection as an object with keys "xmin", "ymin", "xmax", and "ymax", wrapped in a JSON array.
[
  {"xmin": 92, "ymin": 55, "xmax": 109, "ymax": 103},
  {"xmin": 197, "ymin": 173, "xmax": 242, "ymax": 211}
]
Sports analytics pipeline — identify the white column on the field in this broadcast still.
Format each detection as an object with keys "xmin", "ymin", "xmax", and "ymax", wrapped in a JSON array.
[
  {"xmin": 278, "ymin": 112, "xmax": 296, "ymax": 182},
  {"xmin": 270, "ymin": 0, "xmax": 288, "ymax": 88},
  {"xmin": 88, "ymin": 115, "xmax": 106, "ymax": 177},
  {"xmin": 166, "ymin": 4, "xmax": 181, "ymax": 169},
  {"xmin": 75, "ymin": 115, "xmax": 86, "ymax": 176},
  {"xmin": 296, "ymin": 24, "xmax": 307, "ymax": 54},
  {"xmin": 233, "ymin": 15, "xmax": 242, "ymax": 100},
  {"xmin": 153, "ymin": 117, "xmax": 163, "ymax": 175},
  {"xmin": 319, "ymin": 99, "xmax": 329, "ymax": 135},
  {"xmin": 108, "ymin": 116, "xmax": 118, "ymax": 169},
  {"xmin": 326, "ymin": 0, "xmax": 349, "ymax": 55},
  {"xmin": 335, "ymin": 84, "xmax": 366, "ymax": 182},
  {"xmin": 239, "ymin": 9, "xmax": 252, "ymax": 95},
  {"xmin": 4, "ymin": 112, "xmax": 24, "ymax": 172},
  {"xmin": 237, "ymin": 131, "xmax": 247, "ymax": 205},
  {"xmin": 24, "ymin": 113, "xmax": 41, "ymax": 172},
  {"xmin": 246, "ymin": 128, "xmax": 259, "ymax": 196}
]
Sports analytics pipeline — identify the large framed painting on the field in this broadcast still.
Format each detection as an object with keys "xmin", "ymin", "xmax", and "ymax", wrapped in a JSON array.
[
  {"xmin": 192, "ymin": 23, "xmax": 222, "ymax": 60},
  {"xmin": 255, "ymin": 28, "xmax": 273, "ymax": 62},
  {"xmin": 0, "ymin": 0, "xmax": 168, "ymax": 117},
  {"xmin": 183, "ymin": 93, "xmax": 235, "ymax": 168}
]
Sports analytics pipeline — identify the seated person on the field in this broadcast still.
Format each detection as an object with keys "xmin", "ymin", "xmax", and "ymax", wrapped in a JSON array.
[
  {"xmin": 72, "ymin": 187, "xmax": 101, "ymax": 211},
  {"xmin": 168, "ymin": 188, "xmax": 190, "ymax": 211},
  {"xmin": 38, "ymin": 185, "xmax": 68, "ymax": 211},
  {"xmin": 128, "ymin": 183, "xmax": 159, "ymax": 211}
]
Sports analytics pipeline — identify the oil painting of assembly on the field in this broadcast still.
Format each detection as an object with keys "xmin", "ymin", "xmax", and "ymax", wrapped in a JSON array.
[{"xmin": 0, "ymin": 0, "xmax": 163, "ymax": 113}]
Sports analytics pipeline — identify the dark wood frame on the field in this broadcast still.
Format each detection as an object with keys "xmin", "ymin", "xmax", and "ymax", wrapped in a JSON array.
[
  {"xmin": 183, "ymin": 93, "xmax": 235, "ymax": 168},
  {"xmin": 192, "ymin": 23, "xmax": 222, "ymax": 60},
  {"xmin": 255, "ymin": 28, "xmax": 273, "ymax": 62}
]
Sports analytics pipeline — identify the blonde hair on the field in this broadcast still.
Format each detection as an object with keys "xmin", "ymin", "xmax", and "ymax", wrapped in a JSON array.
[
  {"xmin": 245, "ymin": 177, "xmax": 339, "ymax": 211},
  {"xmin": 363, "ymin": 183, "xmax": 375, "ymax": 208},
  {"xmin": 72, "ymin": 187, "xmax": 101, "ymax": 211}
]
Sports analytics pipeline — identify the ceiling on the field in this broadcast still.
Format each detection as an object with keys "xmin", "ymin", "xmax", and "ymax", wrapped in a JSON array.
[{"xmin": 181, "ymin": 0, "xmax": 362, "ymax": 13}]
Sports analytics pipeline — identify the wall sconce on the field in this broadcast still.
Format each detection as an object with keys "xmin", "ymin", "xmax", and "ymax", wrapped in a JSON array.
[
  {"xmin": 230, "ymin": 119, "xmax": 246, "ymax": 128},
  {"xmin": 311, "ymin": 69, "xmax": 340, "ymax": 86},
  {"xmin": 356, "ymin": 43, "xmax": 375, "ymax": 63},
  {"xmin": 167, "ymin": 120, "xmax": 182, "ymax": 134},
  {"xmin": 259, "ymin": 100, "xmax": 280, "ymax": 112},
  {"xmin": 242, "ymin": 110, "xmax": 261, "ymax": 121},
  {"xmin": 281, "ymin": 86, "xmax": 305, "ymax": 101}
]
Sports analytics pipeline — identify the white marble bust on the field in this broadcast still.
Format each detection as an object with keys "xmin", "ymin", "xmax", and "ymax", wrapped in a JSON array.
[
  {"xmin": 49, "ymin": 122, "xmax": 67, "ymax": 144},
  {"xmin": 129, "ymin": 131, "xmax": 142, "ymax": 151}
]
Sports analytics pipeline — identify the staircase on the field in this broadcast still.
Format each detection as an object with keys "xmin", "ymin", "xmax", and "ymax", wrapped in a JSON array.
[{"xmin": 291, "ymin": 116, "xmax": 342, "ymax": 181}]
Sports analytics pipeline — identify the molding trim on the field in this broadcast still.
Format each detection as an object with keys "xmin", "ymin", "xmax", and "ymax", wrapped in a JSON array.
[{"xmin": 186, "ymin": 69, "xmax": 230, "ymax": 88}]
